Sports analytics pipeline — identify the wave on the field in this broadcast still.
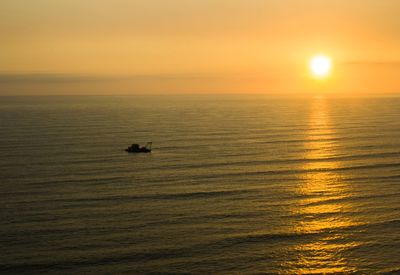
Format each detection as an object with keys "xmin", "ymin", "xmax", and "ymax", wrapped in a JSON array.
[
  {"xmin": 147, "ymin": 151, "xmax": 400, "ymax": 171},
  {"xmin": 6, "ymin": 189, "xmax": 251, "ymax": 208},
  {"xmin": 175, "ymin": 162, "xmax": 400, "ymax": 181}
]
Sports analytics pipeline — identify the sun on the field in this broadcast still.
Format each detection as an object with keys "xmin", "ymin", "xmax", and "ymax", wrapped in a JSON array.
[{"xmin": 310, "ymin": 55, "xmax": 332, "ymax": 78}]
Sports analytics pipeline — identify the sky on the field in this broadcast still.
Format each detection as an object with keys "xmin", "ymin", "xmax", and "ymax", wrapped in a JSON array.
[{"xmin": 1, "ymin": 0, "xmax": 400, "ymax": 96}]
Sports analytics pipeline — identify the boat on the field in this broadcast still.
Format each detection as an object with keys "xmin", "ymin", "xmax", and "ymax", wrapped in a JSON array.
[{"xmin": 125, "ymin": 142, "xmax": 152, "ymax": 153}]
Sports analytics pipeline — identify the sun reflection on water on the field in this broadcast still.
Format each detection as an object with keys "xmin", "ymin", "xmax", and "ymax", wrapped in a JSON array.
[{"xmin": 287, "ymin": 97, "xmax": 360, "ymax": 273}]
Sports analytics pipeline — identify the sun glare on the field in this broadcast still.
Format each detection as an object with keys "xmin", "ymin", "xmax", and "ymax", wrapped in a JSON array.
[{"xmin": 310, "ymin": 55, "xmax": 332, "ymax": 78}]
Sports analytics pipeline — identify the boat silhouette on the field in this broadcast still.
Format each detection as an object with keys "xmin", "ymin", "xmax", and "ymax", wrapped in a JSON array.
[{"xmin": 125, "ymin": 142, "xmax": 152, "ymax": 153}]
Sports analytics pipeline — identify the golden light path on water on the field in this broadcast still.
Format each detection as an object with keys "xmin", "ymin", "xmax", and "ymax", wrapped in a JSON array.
[{"xmin": 287, "ymin": 98, "xmax": 362, "ymax": 273}]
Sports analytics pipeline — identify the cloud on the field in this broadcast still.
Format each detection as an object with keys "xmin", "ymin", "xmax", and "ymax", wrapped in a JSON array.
[
  {"xmin": 0, "ymin": 73, "xmax": 269, "ymax": 95},
  {"xmin": 343, "ymin": 61, "xmax": 400, "ymax": 67},
  {"xmin": 0, "ymin": 74, "xmax": 113, "ymax": 84},
  {"xmin": 0, "ymin": 73, "xmax": 234, "ymax": 85}
]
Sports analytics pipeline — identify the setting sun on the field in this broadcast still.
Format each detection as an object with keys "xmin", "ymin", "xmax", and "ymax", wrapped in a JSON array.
[{"xmin": 310, "ymin": 55, "xmax": 332, "ymax": 78}]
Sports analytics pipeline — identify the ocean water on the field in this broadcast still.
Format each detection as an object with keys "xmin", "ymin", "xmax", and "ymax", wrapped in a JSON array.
[{"xmin": 1, "ymin": 95, "xmax": 400, "ymax": 274}]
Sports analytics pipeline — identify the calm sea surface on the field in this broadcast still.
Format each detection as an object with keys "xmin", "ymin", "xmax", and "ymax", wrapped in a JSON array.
[{"xmin": 1, "ymin": 96, "xmax": 400, "ymax": 274}]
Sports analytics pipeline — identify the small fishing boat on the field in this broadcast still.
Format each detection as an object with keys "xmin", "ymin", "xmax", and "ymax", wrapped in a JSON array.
[{"xmin": 125, "ymin": 142, "xmax": 152, "ymax": 153}]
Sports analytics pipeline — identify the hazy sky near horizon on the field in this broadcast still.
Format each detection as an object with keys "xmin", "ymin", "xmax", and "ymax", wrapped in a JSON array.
[{"xmin": 1, "ymin": 0, "xmax": 400, "ymax": 95}]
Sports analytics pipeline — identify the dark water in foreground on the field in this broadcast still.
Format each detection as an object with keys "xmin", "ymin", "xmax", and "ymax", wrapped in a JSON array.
[{"xmin": 1, "ymin": 96, "xmax": 400, "ymax": 274}]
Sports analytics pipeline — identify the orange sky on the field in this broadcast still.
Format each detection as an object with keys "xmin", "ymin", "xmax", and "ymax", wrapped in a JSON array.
[{"xmin": 1, "ymin": 0, "xmax": 400, "ymax": 96}]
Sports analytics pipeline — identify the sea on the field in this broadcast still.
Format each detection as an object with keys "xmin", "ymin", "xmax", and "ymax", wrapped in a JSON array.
[{"xmin": 1, "ymin": 95, "xmax": 399, "ymax": 274}]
